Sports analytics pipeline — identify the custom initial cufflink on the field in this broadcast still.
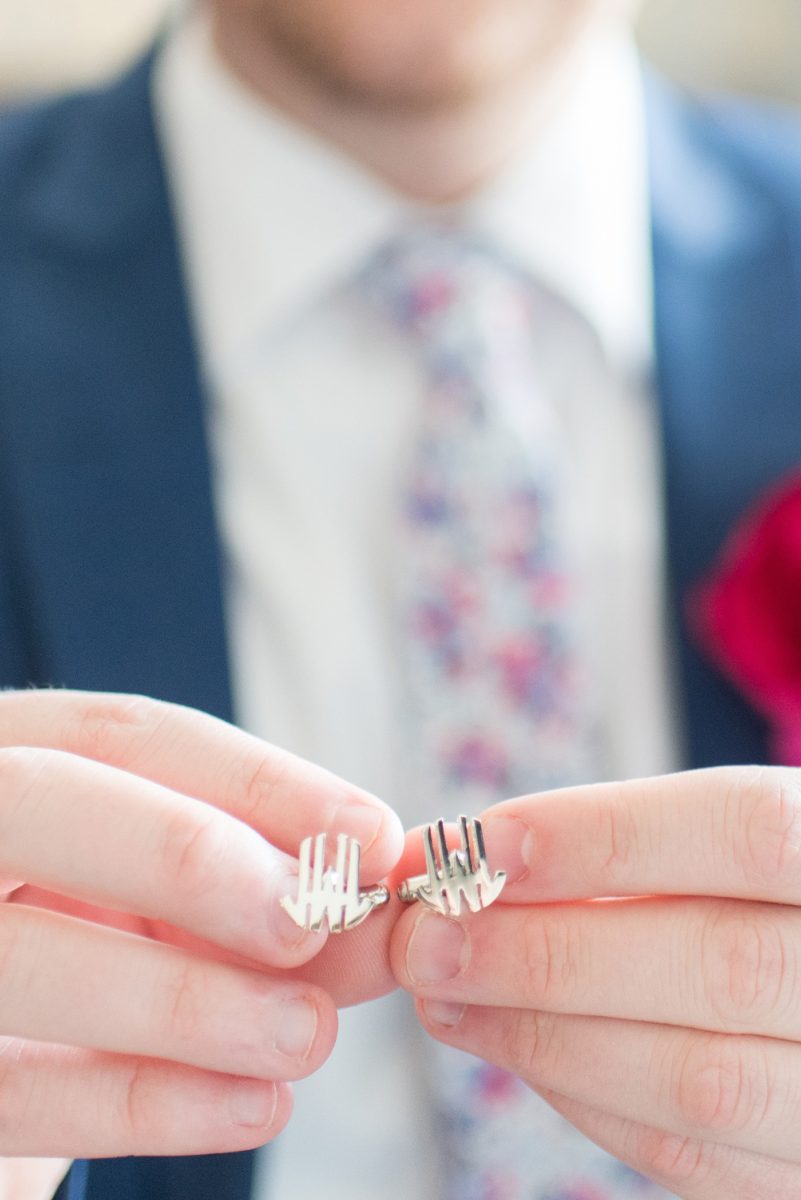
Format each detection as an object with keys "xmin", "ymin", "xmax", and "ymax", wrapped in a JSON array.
[
  {"xmin": 282, "ymin": 815, "xmax": 504, "ymax": 933},
  {"xmin": 398, "ymin": 814, "xmax": 506, "ymax": 917},
  {"xmin": 280, "ymin": 832, "xmax": 390, "ymax": 934}
]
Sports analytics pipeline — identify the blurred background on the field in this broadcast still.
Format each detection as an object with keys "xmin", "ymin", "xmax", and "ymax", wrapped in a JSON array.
[{"xmin": 1, "ymin": 0, "xmax": 800, "ymax": 104}]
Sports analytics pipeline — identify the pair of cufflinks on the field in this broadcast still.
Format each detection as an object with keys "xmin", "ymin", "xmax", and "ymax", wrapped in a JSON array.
[{"xmin": 281, "ymin": 815, "xmax": 506, "ymax": 934}]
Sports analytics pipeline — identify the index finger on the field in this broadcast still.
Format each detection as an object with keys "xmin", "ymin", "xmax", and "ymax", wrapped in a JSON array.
[
  {"xmin": 0, "ymin": 690, "xmax": 403, "ymax": 881},
  {"xmin": 480, "ymin": 766, "xmax": 801, "ymax": 904}
]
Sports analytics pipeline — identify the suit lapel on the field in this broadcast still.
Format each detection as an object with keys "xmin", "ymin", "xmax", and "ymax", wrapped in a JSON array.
[
  {"xmin": 4, "ymin": 55, "xmax": 233, "ymax": 722},
  {"xmin": 647, "ymin": 75, "xmax": 801, "ymax": 768},
  {"xmin": 11, "ymin": 53, "xmax": 252, "ymax": 1200}
]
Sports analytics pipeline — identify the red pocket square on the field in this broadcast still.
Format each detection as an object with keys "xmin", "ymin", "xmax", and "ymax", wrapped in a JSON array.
[{"xmin": 689, "ymin": 470, "xmax": 801, "ymax": 765}]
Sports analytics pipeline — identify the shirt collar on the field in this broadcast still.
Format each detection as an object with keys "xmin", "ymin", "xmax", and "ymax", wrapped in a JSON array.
[
  {"xmin": 154, "ymin": 12, "xmax": 406, "ymax": 373},
  {"xmin": 466, "ymin": 31, "xmax": 653, "ymax": 376},
  {"xmin": 154, "ymin": 11, "xmax": 652, "ymax": 377}
]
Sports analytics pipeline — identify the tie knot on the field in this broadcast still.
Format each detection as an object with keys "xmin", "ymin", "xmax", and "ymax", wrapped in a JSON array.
[{"xmin": 361, "ymin": 225, "xmax": 529, "ymax": 341}]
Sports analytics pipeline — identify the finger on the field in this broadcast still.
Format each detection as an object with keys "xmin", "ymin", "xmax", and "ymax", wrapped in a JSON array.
[
  {"xmin": 0, "ymin": 690, "xmax": 403, "ymax": 878},
  {"xmin": 0, "ymin": 745, "xmax": 324, "ymax": 968},
  {"xmin": 143, "ymin": 887, "xmax": 404, "ymax": 1009},
  {"xmin": 393, "ymin": 895, "xmax": 801, "ymax": 1040},
  {"xmin": 479, "ymin": 766, "xmax": 801, "ymax": 905},
  {"xmin": 0, "ymin": 904, "xmax": 336, "ymax": 1081},
  {"xmin": 0, "ymin": 1037, "xmax": 293, "ymax": 1157},
  {"xmin": 537, "ymin": 1088, "xmax": 801, "ymax": 1199},
  {"xmin": 81, "ymin": 873, "xmax": 402, "ymax": 1009},
  {"xmin": 283, "ymin": 892, "xmax": 404, "ymax": 1007},
  {"xmin": 10, "ymin": 885, "xmax": 153, "ymax": 939},
  {"xmin": 419, "ymin": 1002, "xmax": 801, "ymax": 1163}
]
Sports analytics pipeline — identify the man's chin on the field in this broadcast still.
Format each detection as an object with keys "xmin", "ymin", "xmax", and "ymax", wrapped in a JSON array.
[
  {"xmin": 215, "ymin": 0, "xmax": 586, "ymax": 117},
  {"xmin": 257, "ymin": 29, "xmax": 518, "ymax": 116}
]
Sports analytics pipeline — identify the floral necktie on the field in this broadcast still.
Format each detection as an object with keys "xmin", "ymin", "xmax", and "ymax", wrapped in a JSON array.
[{"xmin": 361, "ymin": 224, "xmax": 672, "ymax": 1200}]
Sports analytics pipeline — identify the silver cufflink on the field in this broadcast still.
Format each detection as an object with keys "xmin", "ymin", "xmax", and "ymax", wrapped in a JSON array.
[
  {"xmin": 280, "ymin": 832, "xmax": 390, "ymax": 933},
  {"xmin": 398, "ymin": 814, "xmax": 506, "ymax": 917}
]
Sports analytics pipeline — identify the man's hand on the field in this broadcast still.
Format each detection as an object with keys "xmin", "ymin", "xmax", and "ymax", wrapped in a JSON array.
[
  {"xmin": 392, "ymin": 768, "xmax": 801, "ymax": 1198},
  {"xmin": 0, "ymin": 689, "xmax": 402, "ymax": 1159}
]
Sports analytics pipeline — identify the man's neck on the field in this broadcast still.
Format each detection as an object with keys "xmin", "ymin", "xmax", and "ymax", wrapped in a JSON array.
[{"xmin": 211, "ymin": 13, "xmax": 592, "ymax": 204}]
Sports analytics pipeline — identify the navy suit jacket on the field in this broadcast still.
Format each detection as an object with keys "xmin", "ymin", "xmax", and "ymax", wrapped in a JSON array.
[{"xmin": 1, "ymin": 53, "xmax": 801, "ymax": 1200}]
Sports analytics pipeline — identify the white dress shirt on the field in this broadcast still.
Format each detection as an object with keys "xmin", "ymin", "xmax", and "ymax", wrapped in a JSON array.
[{"xmin": 154, "ymin": 12, "xmax": 681, "ymax": 1200}]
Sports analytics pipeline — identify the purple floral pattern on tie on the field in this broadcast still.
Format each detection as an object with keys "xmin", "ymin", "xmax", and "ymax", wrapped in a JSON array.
[
  {"xmin": 361, "ymin": 226, "xmax": 671, "ymax": 1200},
  {"xmin": 364, "ymin": 225, "xmax": 600, "ymax": 807}
]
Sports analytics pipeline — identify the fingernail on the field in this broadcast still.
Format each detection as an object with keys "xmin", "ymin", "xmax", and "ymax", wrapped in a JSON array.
[
  {"xmin": 481, "ymin": 815, "xmax": 533, "ymax": 884},
  {"xmin": 228, "ymin": 1080, "xmax": 278, "ymax": 1128},
  {"xmin": 406, "ymin": 912, "xmax": 468, "ymax": 986},
  {"xmin": 275, "ymin": 997, "xmax": 318, "ymax": 1058},
  {"xmin": 271, "ymin": 872, "xmax": 319, "ymax": 949},
  {"xmin": 423, "ymin": 1000, "xmax": 465, "ymax": 1028},
  {"xmin": 337, "ymin": 803, "xmax": 385, "ymax": 852}
]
